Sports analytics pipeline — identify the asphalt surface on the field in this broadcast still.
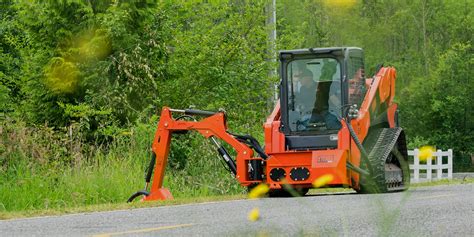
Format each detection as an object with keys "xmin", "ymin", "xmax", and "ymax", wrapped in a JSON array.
[{"xmin": 1, "ymin": 184, "xmax": 473, "ymax": 237}]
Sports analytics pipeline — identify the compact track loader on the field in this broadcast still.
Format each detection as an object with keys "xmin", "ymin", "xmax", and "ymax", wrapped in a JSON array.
[{"xmin": 128, "ymin": 47, "xmax": 410, "ymax": 202}]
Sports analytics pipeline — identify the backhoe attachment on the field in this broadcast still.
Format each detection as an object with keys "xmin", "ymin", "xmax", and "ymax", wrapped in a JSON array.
[{"xmin": 128, "ymin": 107, "xmax": 264, "ymax": 202}]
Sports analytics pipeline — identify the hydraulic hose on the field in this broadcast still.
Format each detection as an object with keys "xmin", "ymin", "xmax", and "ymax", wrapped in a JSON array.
[
  {"xmin": 145, "ymin": 152, "xmax": 156, "ymax": 183},
  {"xmin": 346, "ymin": 161, "xmax": 369, "ymax": 176},
  {"xmin": 333, "ymin": 106, "xmax": 372, "ymax": 176},
  {"xmin": 169, "ymin": 108, "xmax": 217, "ymax": 117},
  {"xmin": 127, "ymin": 151, "xmax": 156, "ymax": 203},
  {"xmin": 230, "ymin": 133, "xmax": 268, "ymax": 160},
  {"xmin": 343, "ymin": 120, "xmax": 374, "ymax": 176},
  {"xmin": 127, "ymin": 190, "xmax": 150, "ymax": 203}
]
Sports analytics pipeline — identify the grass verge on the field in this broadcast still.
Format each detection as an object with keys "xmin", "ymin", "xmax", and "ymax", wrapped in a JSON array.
[
  {"xmin": 0, "ymin": 194, "xmax": 247, "ymax": 220},
  {"xmin": 410, "ymin": 177, "xmax": 474, "ymax": 187}
]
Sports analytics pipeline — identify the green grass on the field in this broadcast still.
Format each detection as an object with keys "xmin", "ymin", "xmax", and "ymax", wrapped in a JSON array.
[
  {"xmin": 410, "ymin": 177, "xmax": 474, "ymax": 187},
  {"xmin": 0, "ymin": 122, "xmax": 245, "ymax": 216},
  {"xmin": 1, "ymin": 155, "xmax": 142, "ymax": 212},
  {"xmin": 0, "ymin": 147, "xmax": 244, "ymax": 214}
]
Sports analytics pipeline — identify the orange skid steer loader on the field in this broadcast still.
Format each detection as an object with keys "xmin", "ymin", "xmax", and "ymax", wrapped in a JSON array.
[{"xmin": 128, "ymin": 47, "xmax": 410, "ymax": 202}]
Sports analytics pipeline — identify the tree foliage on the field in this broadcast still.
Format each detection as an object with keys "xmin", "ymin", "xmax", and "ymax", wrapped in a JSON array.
[
  {"xmin": 277, "ymin": 0, "xmax": 473, "ymax": 168},
  {"xmin": 1, "ymin": 0, "xmax": 472, "ymax": 172},
  {"xmin": 401, "ymin": 43, "xmax": 473, "ymax": 168}
]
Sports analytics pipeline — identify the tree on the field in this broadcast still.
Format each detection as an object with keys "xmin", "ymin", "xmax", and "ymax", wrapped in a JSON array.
[{"xmin": 401, "ymin": 43, "xmax": 473, "ymax": 170}]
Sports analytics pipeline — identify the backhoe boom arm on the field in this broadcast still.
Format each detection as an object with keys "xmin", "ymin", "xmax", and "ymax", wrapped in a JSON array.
[{"xmin": 143, "ymin": 107, "xmax": 259, "ymax": 201}]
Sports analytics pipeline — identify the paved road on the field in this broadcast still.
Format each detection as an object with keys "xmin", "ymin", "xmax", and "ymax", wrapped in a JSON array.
[{"xmin": 1, "ymin": 184, "xmax": 473, "ymax": 236}]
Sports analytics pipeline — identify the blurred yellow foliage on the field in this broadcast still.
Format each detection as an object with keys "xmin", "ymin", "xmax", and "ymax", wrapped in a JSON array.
[
  {"xmin": 312, "ymin": 174, "xmax": 334, "ymax": 188},
  {"xmin": 322, "ymin": 0, "xmax": 357, "ymax": 9},
  {"xmin": 248, "ymin": 183, "xmax": 269, "ymax": 199},
  {"xmin": 44, "ymin": 57, "xmax": 80, "ymax": 94},
  {"xmin": 74, "ymin": 28, "xmax": 111, "ymax": 62},
  {"xmin": 43, "ymin": 28, "xmax": 111, "ymax": 94},
  {"xmin": 419, "ymin": 146, "xmax": 435, "ymax": 161},
  {"xmin": 248, "ymin": 207, "xmax": 260, "ymax": 222}
]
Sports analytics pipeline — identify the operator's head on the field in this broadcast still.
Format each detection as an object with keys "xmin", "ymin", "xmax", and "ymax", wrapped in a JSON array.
[{"xmin": 299, "ymin": 69, "xmax": 314, "ymax": 87}]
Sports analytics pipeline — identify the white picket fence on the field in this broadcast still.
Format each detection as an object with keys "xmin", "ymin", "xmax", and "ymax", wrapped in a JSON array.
[{"xmin": 408, "ymin": 149, "xmax": 453, "ymax": 183}]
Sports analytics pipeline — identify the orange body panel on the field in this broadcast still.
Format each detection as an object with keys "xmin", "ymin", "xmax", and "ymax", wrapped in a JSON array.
[
  {"xmin": 387, "ymin": 103, "xmax": 398, "ymax": 128},
  {"xmin": 359, "ymin": 67, "xmax": 397, "ymax": 133},
  {"xmin": 264, "ymin": 101, "xmax": 285, "ymax": 154},
  {"xmin": 265, "ymin": 149, "xmax": 348, "ymax": 189}
]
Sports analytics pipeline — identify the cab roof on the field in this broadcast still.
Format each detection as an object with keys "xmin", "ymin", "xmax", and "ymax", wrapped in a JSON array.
[{"xmin": 279, "ymin": 47, "xmax": 362, "ymax": 57}]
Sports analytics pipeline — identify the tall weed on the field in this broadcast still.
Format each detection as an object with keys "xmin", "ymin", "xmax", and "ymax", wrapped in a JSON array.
[{"xmin": 0, "ymin": 118, "xmax": 247, "ymax": 212}]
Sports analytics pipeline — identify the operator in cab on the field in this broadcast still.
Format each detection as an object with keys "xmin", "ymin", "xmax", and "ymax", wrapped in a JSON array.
[
  {"xmin": 294, "ymin": 69, "xmax": 317, "ymax": 118},
  {"xmin": 311, "ymin": 60, "xmax": 342, "ymax": 130}
]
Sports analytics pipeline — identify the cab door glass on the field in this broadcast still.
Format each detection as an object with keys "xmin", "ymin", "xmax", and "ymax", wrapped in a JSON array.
[
  {"xmin": 347, "ymin": 54, "xmax": 366, "ymax": 107},
  {"xmin": 286, "ymin": 58, "xmax": 342, "ymax": 133}
]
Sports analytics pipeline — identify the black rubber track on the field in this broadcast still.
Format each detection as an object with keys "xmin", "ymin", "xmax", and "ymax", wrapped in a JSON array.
[{"xmin": 358, "ymin": 128, "xmax": 410, "ymax": 194}]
